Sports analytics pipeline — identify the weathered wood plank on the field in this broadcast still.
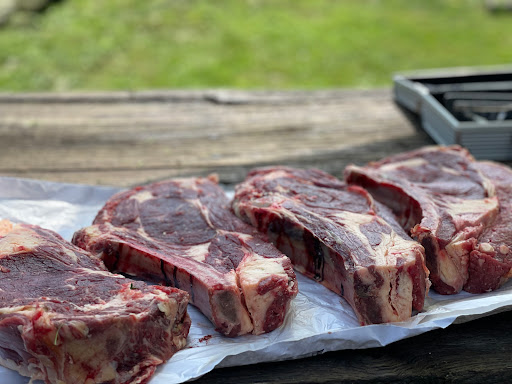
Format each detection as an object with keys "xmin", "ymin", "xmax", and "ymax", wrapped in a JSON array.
[
  {"xmin": 0, "ymin": 89, "xmax": 431, "ymax": 186},
  {"xmin": 0, "ymin": 88, "xmax": 391, "ymax": 104}
]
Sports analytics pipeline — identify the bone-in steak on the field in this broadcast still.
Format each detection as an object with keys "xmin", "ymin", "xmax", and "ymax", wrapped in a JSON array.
[
  {"xmin": 232, "ymin": 167, "xmax": 429, "ymax": 325},
  {"xmin": 0, "ymin": 220, "xmax": 190, "ymax": 384},
  {"xmin": 465, "ymin": 161, "xmax": 512, "ymax": 293},
  {"xmin": 73, "ymin": 176, "xmax": 298, "ymax": 337},
  {"xmin": 345, "ymin": 145, "xmax": 499, "ymax": 294}
]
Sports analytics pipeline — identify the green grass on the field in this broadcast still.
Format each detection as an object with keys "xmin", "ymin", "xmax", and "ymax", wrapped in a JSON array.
[{"xmin": 0, "ymin": 0, "xmax": 511, "ymax": 91}]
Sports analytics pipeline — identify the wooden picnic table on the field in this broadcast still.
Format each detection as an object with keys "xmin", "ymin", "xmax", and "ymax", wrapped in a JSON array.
[{"xmin": 1, "ymin": 88, "xmax": 511, "ymax": 383}]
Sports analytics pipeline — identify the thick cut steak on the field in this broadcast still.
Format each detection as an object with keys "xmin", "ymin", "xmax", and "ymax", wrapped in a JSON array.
[
  {"xmin": 345, "ymin": 145, "xmax": 499, "ymax": 294},
  {"xmin": 465, "ymin": 161, "xmax": 512, "ymax": 293},
  {"xmin": 73, "ymin": 176, "xmax": 298, "ymax": 337},
  {"xmin": 232, "ymin": 167, "xmax": 429, "ymax": 325},
  {"xmin": 0, "ymin": 220, "xmax": 190, "ymax": 384}
]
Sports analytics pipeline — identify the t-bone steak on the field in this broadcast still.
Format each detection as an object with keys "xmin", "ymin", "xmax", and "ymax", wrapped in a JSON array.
[
  {"xmin": 73, "ymin": 175, "xmax": 298, "ymax": 337},
  {"xmin": 465, "ymin": 161, "xmax": 512, "ymax": 293},
  {"xmin": 345, "ymin": 145, "xmax": 499, "ymax": 295},
  {"xmin": 232, "ymin": 166, "xmax": 429, "ymax": 325},
  {"xmin": 0, "ymin": 220, "xmax": 190, "ymax": 384}
]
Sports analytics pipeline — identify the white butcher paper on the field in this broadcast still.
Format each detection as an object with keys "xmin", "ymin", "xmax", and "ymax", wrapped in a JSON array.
[{"xmin": 1, "ymin": 176, "xmax": 512, "ymax": 384}]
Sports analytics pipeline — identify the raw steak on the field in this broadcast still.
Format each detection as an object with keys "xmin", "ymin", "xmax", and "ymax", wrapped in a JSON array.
[
  {"xmin": 465, "ymin": 161, "xmax": 512, "ymax": 293},
  {"xmin": 73, "ymin": 176, "xmax": 298, "ymax": 337},
  {"xmin": 0, "ymin": 220, "xmax": 190, "ymax": 384},
  {"xmin": 345, "ymin": 145, "xmax": 499, "ymax": 295},
  {"xmin": 232, "ymin": 166, "xmax": 429, "ymax": 325}
]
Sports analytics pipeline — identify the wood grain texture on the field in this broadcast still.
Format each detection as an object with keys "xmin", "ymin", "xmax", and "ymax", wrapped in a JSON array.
[{"xmin": 0, "ymin": 88, "xmax": 434, "ymax": 186}]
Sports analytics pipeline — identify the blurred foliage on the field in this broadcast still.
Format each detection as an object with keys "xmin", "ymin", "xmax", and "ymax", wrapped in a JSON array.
[{"xmin": 0, "ymin": 0, "xmax": 511, "ymax": 90}]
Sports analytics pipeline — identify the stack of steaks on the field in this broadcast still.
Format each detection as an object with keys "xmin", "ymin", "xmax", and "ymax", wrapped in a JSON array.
[
  {"xmin": 229, "ymin": 145, "xmax": 512, "ymax": 324},
  {"xmin": 2, "ymin": 144, "xmax": 512, "ymax": 383}
]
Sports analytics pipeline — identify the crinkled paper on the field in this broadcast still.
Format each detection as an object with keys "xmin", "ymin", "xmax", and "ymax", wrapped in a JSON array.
[{"xmin": 1, "ymin": 176, "xmax": 511, "ymax": 384}]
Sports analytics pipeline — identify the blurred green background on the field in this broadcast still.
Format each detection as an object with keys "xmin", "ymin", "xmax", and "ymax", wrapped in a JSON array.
[{"xmin": 0, "ymin": 0, "xmax": 511, "ymax": 91}]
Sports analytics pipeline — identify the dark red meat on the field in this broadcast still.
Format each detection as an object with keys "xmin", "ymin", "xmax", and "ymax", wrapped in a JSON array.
[
  {"xmin": 465, "ymin": 161, "xmax": 512, "ymax": 292},
  {"xmin": 0, "ymin": 220, "xmax": 190, "ymax": 384},
  {"xmin": 73, "ymin": 175, "xmax": 298, "ymax": 337},
  {"xmin": 232, "ymin": 166, "xmax": 429, "ymax": 325},
  {"xmin": 345, "ymin": 145, "xmax": 499, "ymax": 294}
]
